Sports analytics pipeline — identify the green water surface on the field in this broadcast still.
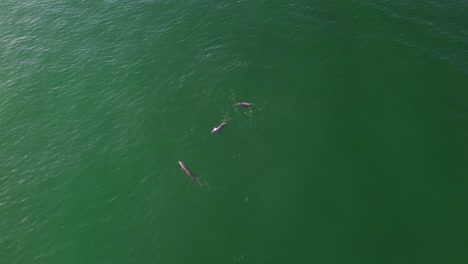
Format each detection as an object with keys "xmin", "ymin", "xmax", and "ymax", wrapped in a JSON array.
[{"xmin": 0, "ymin": 1, "xmax": 466, "ymax": 263}]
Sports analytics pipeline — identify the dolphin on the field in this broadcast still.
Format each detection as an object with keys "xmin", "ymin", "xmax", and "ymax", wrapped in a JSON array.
[
  {"xmin": 233, "ymin": 102, "xmax": 254, "ymax": 107},
  {"xmin": 211, "ymin": 121, "xmax": 227, "ymax": 133},
  {"xmin": 178, "ymin": 161, "xmax": 201, "ymax": 185}
]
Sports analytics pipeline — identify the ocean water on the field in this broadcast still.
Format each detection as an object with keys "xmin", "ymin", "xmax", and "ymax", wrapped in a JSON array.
[{"xmin": 1, "ymin": 1, "xmax": 467, "ymax": 263}]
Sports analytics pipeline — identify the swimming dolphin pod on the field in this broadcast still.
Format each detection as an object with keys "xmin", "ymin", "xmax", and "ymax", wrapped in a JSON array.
[{"xmin": 179, "ymin": 101, "xmax": 254, "ymax": 184}]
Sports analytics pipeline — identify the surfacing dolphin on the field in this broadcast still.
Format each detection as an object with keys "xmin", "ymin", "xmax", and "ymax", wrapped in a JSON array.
[
  {"xmin": 233, "ymin": 102, "xmax": 254, "ymax": 107},
  {"xmin": 178, "ymin": 161, "xmax": 201, "ymax": 185},
  {"xmin": 211, "ymin": 121, "xmax": 227, "ymax": 133}
]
